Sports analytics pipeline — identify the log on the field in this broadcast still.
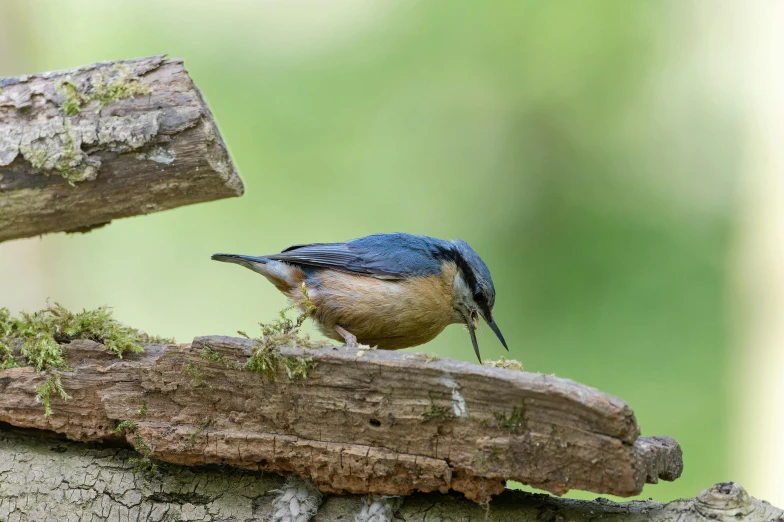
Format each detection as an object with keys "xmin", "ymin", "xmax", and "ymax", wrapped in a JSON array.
[
  {"xmin": 0, "ymin": 335, "xmax": 683, "ymax": 503},
  {"xmin": 0, "ymin": 55, "xmax": 243, "ymax": 243},
  {"xmin": 0, "ymin": 428, "xmax": 778, "ymax": 522}
]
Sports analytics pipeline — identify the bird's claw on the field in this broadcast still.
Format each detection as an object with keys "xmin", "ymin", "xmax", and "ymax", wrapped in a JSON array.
[{"xmin": 335, "ymin": 325, "xmax": 359, "ymax": 349}]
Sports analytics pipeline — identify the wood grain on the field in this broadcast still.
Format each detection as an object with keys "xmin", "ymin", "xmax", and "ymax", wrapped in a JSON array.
[
  {"xmin": 0, "ymin": 55, "xmax": 243, "ymax": 243},
  {"xmin": 0, "ymin": 428, "xmax": 774, "ymax": 521},
  {"xmin": 0, "ymin": 336, "xmax": 682, "ymax": 503}
]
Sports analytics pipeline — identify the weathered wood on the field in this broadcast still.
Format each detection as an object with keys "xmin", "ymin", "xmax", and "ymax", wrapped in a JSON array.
[
  {"xmin": 0, "ymin": 336, "xmax": 682, "ymax": 503},
  {"xmin": 0, "ymin": 429, "xmax": 777, "ymax": 522},
  {"xmin": 0, "ymin": 55, "xmax": 243, "ymax": 243}
]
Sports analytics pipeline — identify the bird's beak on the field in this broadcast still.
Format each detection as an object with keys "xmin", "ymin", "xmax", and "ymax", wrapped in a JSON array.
[
  {"xmin": 465, "ymin": 314, "xmax": 482, "ymax": 364},
  {"xmin": 480, "ymin": 311, "xmax": 508, "ymax": 351},
  {"xmin": 466, "ymin": 316, "xmax": 482, "ymax": 364}
]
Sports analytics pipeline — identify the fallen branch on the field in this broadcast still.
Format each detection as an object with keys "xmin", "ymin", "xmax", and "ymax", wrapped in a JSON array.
[
  {"xmin": 0, "ymin": 428, "xmax": 777, "ymax": 522},
  {"xmin": 0, "ymin": 55, "xmax": 243, "ymax": 243},
  {"xmin": 0, "ymin": 334, "xmax": 682, "ymax": 503}
]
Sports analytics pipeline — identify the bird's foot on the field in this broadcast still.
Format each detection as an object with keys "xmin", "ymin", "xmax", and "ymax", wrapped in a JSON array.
[{"xmin": 335, "ymin": 325, "xmax": 359, "ymax": 349}]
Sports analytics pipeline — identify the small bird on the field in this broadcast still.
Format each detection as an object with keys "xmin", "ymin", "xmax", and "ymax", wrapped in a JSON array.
[{"xmin": 211, "ymin": 233, "xmax": 507, "ymax": 362}]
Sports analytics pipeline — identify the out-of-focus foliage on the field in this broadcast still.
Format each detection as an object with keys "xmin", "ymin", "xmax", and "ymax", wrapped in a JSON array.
[{"xmin": 0, "ymin": 0, "xmax": 741, "ymax": 501}]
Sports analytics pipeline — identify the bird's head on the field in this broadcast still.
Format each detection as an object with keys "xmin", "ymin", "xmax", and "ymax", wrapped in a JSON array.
[{"xmin": 448, "ymin": 239, "xmax": 507, "ymax": 362}]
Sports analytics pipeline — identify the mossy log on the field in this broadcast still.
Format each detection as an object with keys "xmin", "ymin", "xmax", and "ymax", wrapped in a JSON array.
[
  {"xmin": 0, "ymin": 336, "xmax": 683, "ymax": 503},
  {"xmin": 0, "ymin": 55, "xmax": 243, "ymax": 243},
  {"xmin": 0, "ymin": 429, "xmax": 779, "ymax": 522}
]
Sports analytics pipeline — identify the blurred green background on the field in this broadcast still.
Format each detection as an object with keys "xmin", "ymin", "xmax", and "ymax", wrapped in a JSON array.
[{"xmin": 0, "ymin": 0, "xmax": 756, "ymax": 503}]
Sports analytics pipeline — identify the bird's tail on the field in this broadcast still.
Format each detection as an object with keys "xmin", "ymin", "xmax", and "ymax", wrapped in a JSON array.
[
  {"xmin": 211, "ymin": 253, "xmax": 304, "ymax": 294},
  {"xmin": 211, "ymin": 253, "xmax": 268, "ymax": 268}
]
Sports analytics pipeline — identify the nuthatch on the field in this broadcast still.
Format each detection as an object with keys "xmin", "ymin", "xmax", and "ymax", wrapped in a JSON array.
[{"xmin": 212, "ymin": 233, "xmax": 507, "ymax": 362}]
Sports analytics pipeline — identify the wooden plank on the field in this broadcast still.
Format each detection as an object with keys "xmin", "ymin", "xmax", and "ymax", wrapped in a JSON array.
[
  {"xmin": 0, "ymin": 336, "xmax": 682, "ymax": 503},
  {"xmin": 0, "ymin": 55, "xmax": 243, "ymax": 243}
]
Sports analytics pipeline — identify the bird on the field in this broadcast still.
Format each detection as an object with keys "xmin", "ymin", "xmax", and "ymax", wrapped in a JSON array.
[{"xmin": 211, "ymin": 233, "xmax": 507, "ymax": 363}]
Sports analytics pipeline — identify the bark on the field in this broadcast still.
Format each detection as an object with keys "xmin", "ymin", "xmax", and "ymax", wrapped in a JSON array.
[
  {"xmin": 0, "ymin": 336, "xmax": 683, "ymax": 503},
  {"xmin": 0, "ymin": 55, "xmax": 243, "ymax": 243},
  {"xmin": 0, "ymin": 428, "xmax": 779, "ymax": 522}
]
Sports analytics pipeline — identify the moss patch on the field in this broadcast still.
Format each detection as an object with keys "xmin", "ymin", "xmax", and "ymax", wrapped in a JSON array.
[
  {"xmin": 411, "ymin": 352, "xmax": 440, "ymax": 363},
  {"xmin": 0, "ymin": 303, "xmax": 172, "ymax": 416},
  {"xmin": 200, "ymin": 345, "xmax": 242, "ymax": 370},
  {"xmin": 182, "ymin": 419, "xmax": 210, "ymax": 451},
  {"xmin": 113, "ymin": 420, "xmax": 159, "ymax": 482},
  {"xmin": 35, "ymin": 373, "xmax": 71, "ymax": 417},
  {"xmin": 243, "ymin": 283, "xmax": 327, "ymax": 382},
  {"xmin": 56, "ymin": 64, "xmax": 151, "ymax": 116},
  {"xmin": 184, "ymin": 359, "xmax": 207, "ymax": 388},
  {"xmin": 421, "ymin": 396, "xmax": 455, "ymax": 423},
  {"xmin": 490, "ymin": 404, "xmax": 526, "ymax": 435},
  {"xmin": 472, "ymin": 447, "xmax": 502, "ymax": 465},
  {"xmin": 56, "ymin": 78, "xmax": 88, "ymax": 116},
  {"xmin": 482, "ymin": 357, "xmax": 524, "ymax": 371}
]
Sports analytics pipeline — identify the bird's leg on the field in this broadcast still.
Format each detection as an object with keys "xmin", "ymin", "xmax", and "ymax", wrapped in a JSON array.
[{"xmin": 335, "ymin": 325, "xmax": 359, "ymax": 349}]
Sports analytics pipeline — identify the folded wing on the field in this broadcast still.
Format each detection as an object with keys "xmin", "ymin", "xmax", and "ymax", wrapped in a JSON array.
[{"xmin": 266, "ymin": 233, "xmax": 450, "ymax": 280}]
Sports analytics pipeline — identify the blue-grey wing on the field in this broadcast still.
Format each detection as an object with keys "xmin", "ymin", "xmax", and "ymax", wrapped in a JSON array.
[{"xmin": 266, "ymin": 233, "xmax": 451, "ymax": 279}]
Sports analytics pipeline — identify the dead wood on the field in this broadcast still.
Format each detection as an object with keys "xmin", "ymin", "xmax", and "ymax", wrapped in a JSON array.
[
  {"xmin": 0, "ymin": 336, "xmax": 682, "ymax": 503},
  {"xmin": 0, "ymin": 55, "xmax": 243, "ymax": 243},
  {"xmin": 0, "ymin": 428, "xmax": 778, "ymax": 522}
]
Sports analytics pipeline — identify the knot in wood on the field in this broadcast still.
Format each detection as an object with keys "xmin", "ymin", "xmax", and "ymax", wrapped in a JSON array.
[{"xmin": 695, "ymin": 482, "xmax": 753, "ymax": 518}]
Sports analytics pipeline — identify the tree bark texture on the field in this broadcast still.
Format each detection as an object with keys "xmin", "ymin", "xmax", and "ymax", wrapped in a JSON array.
[
  {"xmin": 0, "ymin": 336, "xmax": 683, "ymax": 503},
  {"xmin": 0, "ymin": 428, "xmax": 779, "ymax": 522},
  {"xmin": 0, "ymin": 55, "xmax": 244, "ymax": 243}
]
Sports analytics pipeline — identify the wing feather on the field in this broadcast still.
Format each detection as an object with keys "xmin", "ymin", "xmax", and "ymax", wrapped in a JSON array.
[{"xmin": 265, "ymin": 234, "xmax": 451, "ymax": 279}]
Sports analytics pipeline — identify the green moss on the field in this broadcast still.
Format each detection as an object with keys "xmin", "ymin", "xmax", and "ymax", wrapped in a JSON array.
[
  {"xmin": 482, "ymin": 357, "xmax": 524, "ymax": 371},
  {"xmin": 137, "ymin": 402, "xmax": 148, "ymax": 417},
  {"xmin": 246, "ymin": 345, "xmax": 317, "ymax": 382},
  {"xmin": 0, "ymin": 303, "xmax": 172, "ymax": 416},
  {"xmin": 112, "ymin": 419, "xmax": 137, "ymax": 434},
  {"xmin": 56, "ymin": 78, "xmax": 88, "ymax": 116},
  {"xmin": 184, "ymin": 359, "xmax": 207, "ymax": 388},
  {"xmin": 56, "ymin": 65, "xmax": 151, "ymax": 116},
  {"xmin": 4, "ymin": 302, "xmax": 172, "ymax": 360},
  {"xmin": 113, "ymin": 419, "xmax": 159, "ymax": 482},
  {"xmin": 183, "ymin": 419, "xmax": 210, "ymax": 450},
  {"xmin": 472, "ymin": 447, "xmax": 502, "ymax": 465},
  {"xmin": 422, "ymin": 399, "xmax": 454, "ymax": 423},
  {"xmin": 52, "ymin": 122, "xmax": 84, "ymax": 186},
  {"xmin": 411, "ymin": 352, "xmax": 440, "ymax": 362},
  {"xmin": 90, "ymin": 64, "xmax": 151, "ymax": 107},
  {"xmin": 35, "ymin": 372, "xmax": 71, "ymax": 417},
  {"xmin": 200, "ymin": 345, "xmax": 242, "ymax": 370},
  {"xmin": 243, "ymin": 284, "xmax": 326, "ymax": 381},
  {"xmin": 491, "ymin": 404, "xmax": 526, "ymax": 435},
  {"xmin": 200, "ymin": 345, "xmax": 224, "ymax": 362}
]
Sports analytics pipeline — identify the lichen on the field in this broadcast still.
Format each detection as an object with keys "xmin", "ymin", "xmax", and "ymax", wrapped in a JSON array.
[
  {"xmin": 56, "ymin": 64, "xmax": 150, "ymax": 116},
  {"xmin": 90, "ymin": 64, "xmax": 151, "ymax": 107},
  {"xmin": 0, "ymin": 303, "xmax": 172, "ymax": 416},
  {"xmin": 482, "ymin": 357, "xmax": 524, "ymax": 371},
  {"xmin": 136, "ymin": 146, "xmax": 176, "ymax": 165},
  {"xmin": 51, "ymin": 122, "xmax": 85, "ymax": 186}
]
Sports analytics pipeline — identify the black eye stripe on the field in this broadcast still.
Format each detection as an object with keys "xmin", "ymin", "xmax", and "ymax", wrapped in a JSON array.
[{"xmin": 435, "ymin": 244, "xmax": 489, "ymax": 308}]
